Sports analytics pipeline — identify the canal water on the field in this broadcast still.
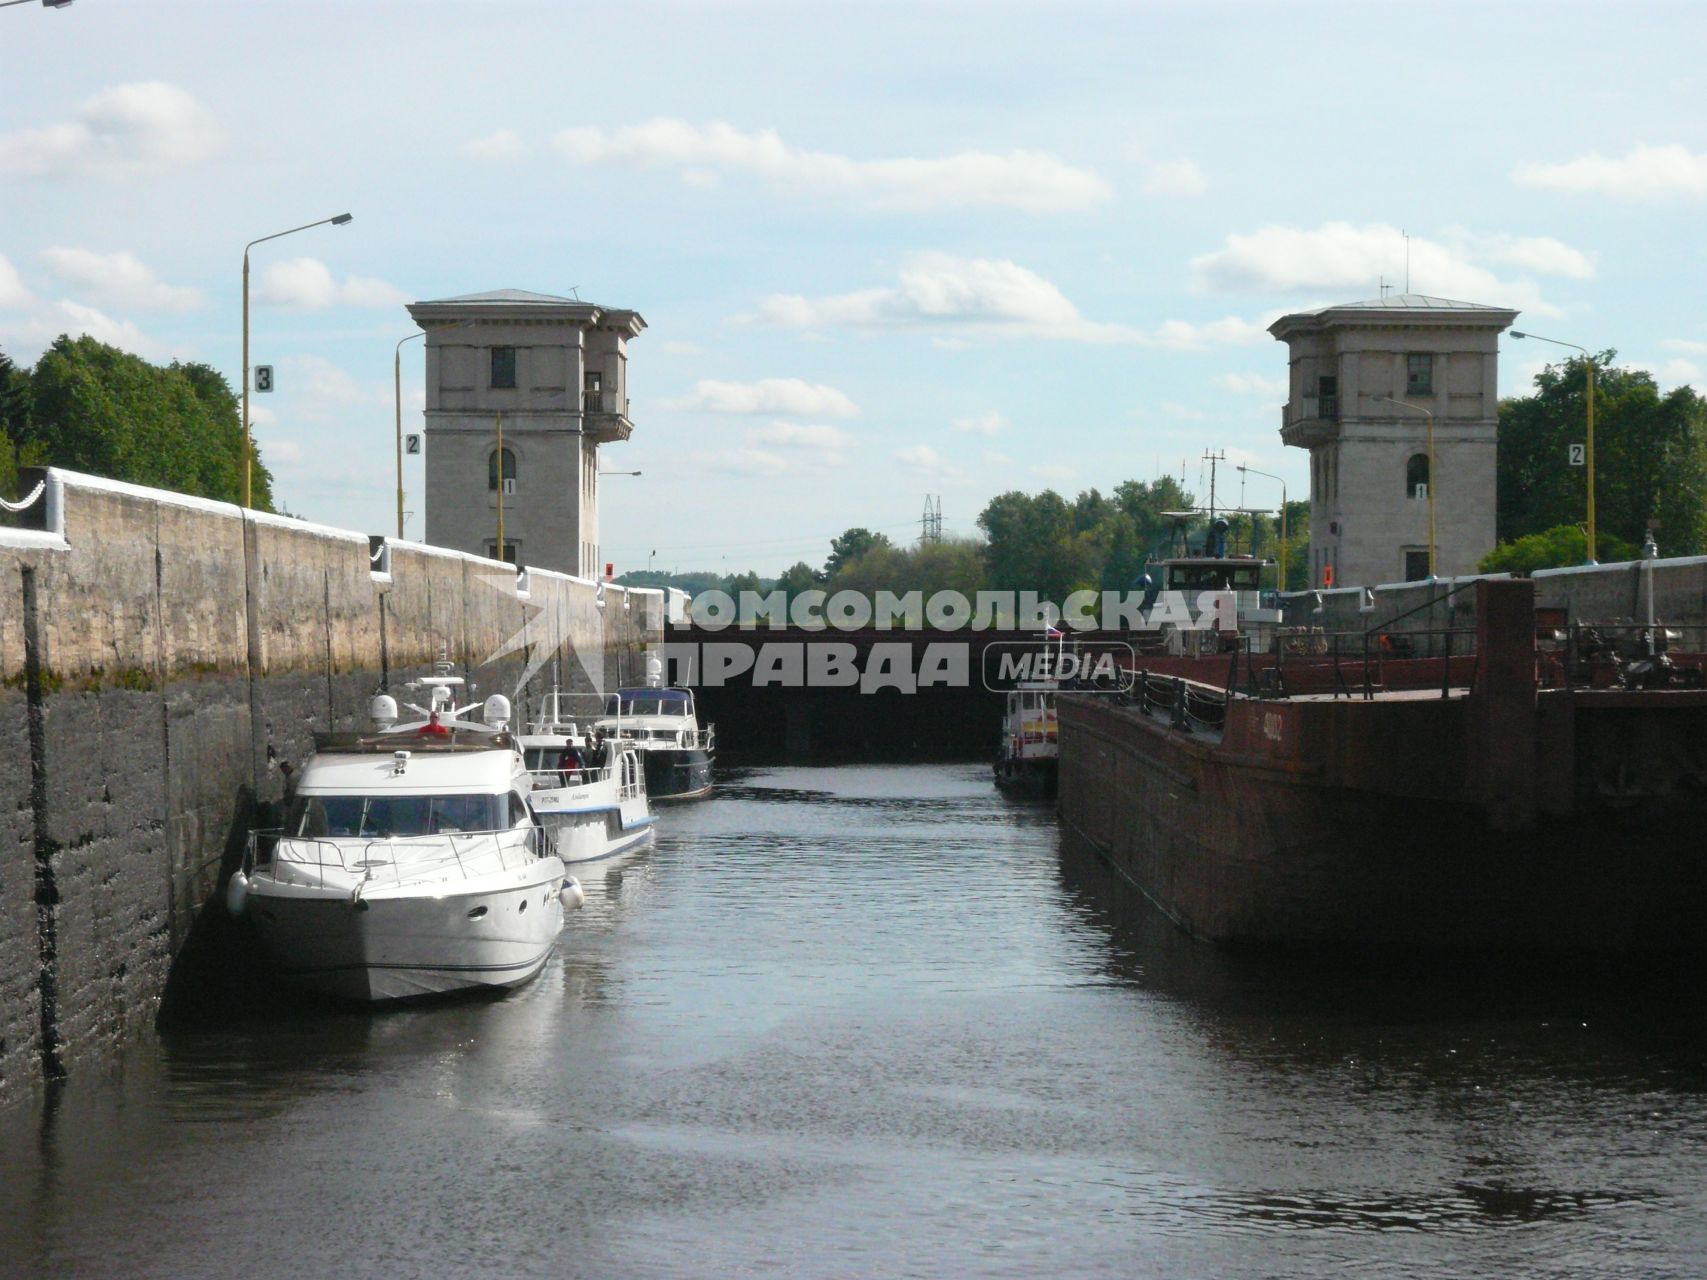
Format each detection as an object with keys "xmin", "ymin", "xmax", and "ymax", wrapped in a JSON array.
[{"xmin": 4, "ymin": 763, "xmax": 1707, "ymax": 1279}]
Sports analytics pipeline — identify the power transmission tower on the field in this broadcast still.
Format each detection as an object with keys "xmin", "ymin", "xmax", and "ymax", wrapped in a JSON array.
[{"xmin": 920, "ymin": 494, "xmax": 943, "ymax": 545}]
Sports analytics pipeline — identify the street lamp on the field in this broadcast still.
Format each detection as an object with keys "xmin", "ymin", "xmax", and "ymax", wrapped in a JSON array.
[
  {"xmin": 1511, "ymin": 330, "xmax": 1597, "ymax": 563},
  {"xmin": 1379, "ymin": 396, "xmax": 1436, "ymax": 578},
  {"xmin": 599, "ymin": 470, "xmax": 642, "ymax": 476},
  {"xmin": 1236, "ymin": 464, "xmax": 1288, "ymax": 590},
  {"xmin": 241, "ymin": 212, "xmax": 352, "ymax": 508}
]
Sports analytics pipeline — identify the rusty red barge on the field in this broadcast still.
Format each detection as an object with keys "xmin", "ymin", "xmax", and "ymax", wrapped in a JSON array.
[{"xmin": 1057, "ymin": 578, "xmax": 1707, "ymax": 952}]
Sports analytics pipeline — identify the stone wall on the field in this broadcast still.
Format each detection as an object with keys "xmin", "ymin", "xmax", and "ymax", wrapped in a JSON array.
[{"xmin": 0, "ymin": 468, "xmax": 658, "ymax": 1110}]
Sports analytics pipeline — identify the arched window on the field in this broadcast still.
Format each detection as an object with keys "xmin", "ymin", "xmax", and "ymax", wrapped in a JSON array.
[
  {"xmin": 1406, "ymin": 453, "xmax": 1429, "ymax": 497},
  {"xmin": 489, "ymin": 447, "xmax": 517, "ymax": 491}
]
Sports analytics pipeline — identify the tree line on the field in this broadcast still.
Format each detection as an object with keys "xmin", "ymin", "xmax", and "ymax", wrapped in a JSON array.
[
  {"xmin": 1483, "ymin": 351, "xmax": 1707, "ymax": 572},
  {"xmin": 0, "ymin": 336, "xmax": 273, "ymax": 513}
]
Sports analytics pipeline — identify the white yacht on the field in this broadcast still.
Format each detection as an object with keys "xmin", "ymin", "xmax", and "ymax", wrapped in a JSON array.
[
  {"xmin": 519, "ymin": 691, "xmax": 656, "ymax": 864},
  {"xmin": 592, "ymin": 658, "xmax": 714, "ymax": 802},
  {"xmin": 232, "ymin": 672, "xmax": 574, "ymax": 1002}
]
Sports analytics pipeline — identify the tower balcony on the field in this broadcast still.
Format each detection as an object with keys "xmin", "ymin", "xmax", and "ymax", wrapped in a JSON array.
[
  {"xmin": 583, "ymin": 392, "xmax": 633, "ymax": 443},
  {"xmin": 1280, "ymin": 399, "xmax": 1338, "ymax": 449}
]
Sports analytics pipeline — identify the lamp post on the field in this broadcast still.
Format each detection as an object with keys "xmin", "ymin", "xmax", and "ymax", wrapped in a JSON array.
[
  {"xmin": 1379, "ymin": 396, "xmax": 1436, "ymax": 578},
  {"xmin": 1511, "ymin": 330, "xmax": 1597, "ymax": 563},
  {"xmin": 241, "ymin": 212, "xmax": 352, "ymax": 508},
  {"xmin": 394, "ymin": 330, "xmax": 422, "ymax": 540},
  {"xmin": 1235, "ymin": 464, "xmax": 1288, "ymax": 590}
]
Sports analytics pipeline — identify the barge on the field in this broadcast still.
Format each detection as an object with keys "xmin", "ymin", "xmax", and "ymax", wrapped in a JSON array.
[{"xmin": 1057, "ymin": 577, "xmax": 1707, "ymax": 953}]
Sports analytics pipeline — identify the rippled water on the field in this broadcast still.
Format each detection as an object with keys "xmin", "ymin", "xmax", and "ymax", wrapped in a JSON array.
[{"xmin": 4, "ymin": 763, "xmax": 1707, "ymax": 1278}]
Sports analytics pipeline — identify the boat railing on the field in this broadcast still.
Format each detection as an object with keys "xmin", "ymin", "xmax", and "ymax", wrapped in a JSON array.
[
  {"xmin": 244, "ymin": 825, "xmax": 541, "ymax": 887},
  {"xmin": 603, "ymin": 724, "xmax": 715, "ymax": 750},
  {"xmin": 528, "ymin": 763, "xmax": 615, "ymax": 790},
  {"xmin": 1127, "ymin": 670, "xmax": 1228, "ymax": 733}
]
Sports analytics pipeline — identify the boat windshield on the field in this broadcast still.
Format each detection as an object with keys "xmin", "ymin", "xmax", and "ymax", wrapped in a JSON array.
[
  {"xmin": 285, "ymin": 792, "xmax": 515, "ymax": 838},
  {"xmin": 1165, "ymin": 563, "xmax": 1262, "ymax": 592},
  {"xmin": 605, "ymin": 689, "xmax": 692, "ymax": 717}
]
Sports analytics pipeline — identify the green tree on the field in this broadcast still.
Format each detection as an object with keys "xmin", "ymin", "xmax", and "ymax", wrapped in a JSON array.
[
  {"xmin": 17, "ymin": 336, "xmax": 274, "ymax": 510},
  {"xmin": 1479, "ymin": 524, "xmax": 1639, "ymax": 575},
  {"xmin": 776, "ymin": 560, "xmax": 819, "ymax": 598},
  {"xmin": 824, "ymin": 527, "xmax": 892, "ymax": 580},
  {"xmin": 1497, "ymin": 353, "xmax": 1707, "ymax": 556}
]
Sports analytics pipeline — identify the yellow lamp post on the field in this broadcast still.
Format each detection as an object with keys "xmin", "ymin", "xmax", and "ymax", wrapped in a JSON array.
[
  {"xmin": 241, "ymin": 213, "xmax": 351, "ymax": 507},
  {"xmin": 1379, "ymin": 395, "xmax": 1436, "ymax": 579},
  {"xmin": 1511, "ymin": 330, "xmax": 1597, "ymax": 563}
]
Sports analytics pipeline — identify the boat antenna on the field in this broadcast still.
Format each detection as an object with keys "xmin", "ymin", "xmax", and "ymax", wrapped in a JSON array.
[{"xmin": 1403, "ymin": 229, "xmax": 1411, "ymax": 294}]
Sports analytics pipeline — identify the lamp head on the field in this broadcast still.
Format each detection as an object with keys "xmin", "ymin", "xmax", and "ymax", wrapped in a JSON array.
[
  {"xmin": 331, "ymin": 213, "xmax": 353, "ymax": 225},
  {"xmin": 1510, "ymin": 331, "xmax": 1527, "ymax": 339}
]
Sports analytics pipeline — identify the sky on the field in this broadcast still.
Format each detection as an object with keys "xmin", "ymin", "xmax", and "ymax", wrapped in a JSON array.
[{"xmin": 3, "ymin": 0, "xmax": 1706, "ymax": 577}]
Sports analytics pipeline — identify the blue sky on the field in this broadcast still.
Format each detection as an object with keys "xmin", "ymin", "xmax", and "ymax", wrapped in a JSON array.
[{"xmin": 3, "ymin": 0, "xmax": 1706, "ymax": 575}]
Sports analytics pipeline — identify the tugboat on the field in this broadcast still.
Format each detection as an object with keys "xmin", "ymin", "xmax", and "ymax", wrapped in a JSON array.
[
  {"xmin": 993, "ymin": 679, "xmax": 1059, "ymax": 798},
  {"xmin": 592, "ymin": 656, "xmax": 715, "ymax": 802},
  {"xmin": 231, "ymin": 664, "xmax": 578, "ymax": 1002}
]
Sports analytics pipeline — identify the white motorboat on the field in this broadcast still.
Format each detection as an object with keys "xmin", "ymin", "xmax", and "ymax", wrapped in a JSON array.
[
  {"xmin": 520, "ymin": 692, "xmax": 656, "ymax": 864},
  {"xmin": 232, "ymin": 670, "xmax": 575, "ymax": 1002},
  {"xmin": 592, "ymin": 657, "xmax": 715, "ymax": 802}
]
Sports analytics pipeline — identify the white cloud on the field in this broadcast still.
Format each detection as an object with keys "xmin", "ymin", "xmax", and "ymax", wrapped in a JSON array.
[
  {"xmin": 951, "ymin": 411, "xmax": 1007, "ymax": 434},
  {"xmin": 39, "ymin": 248, "xmax": 203, "ymax": 312},
  {"xmin": 1443, "ymin": 230, "xmax": 1595, "ymax": 280},
  {"xmin": 660, "ymin": 340, "xmax": 703, "ymax": 356},
  {"xmin": 1216, "ymin": 372, "xmax": 1288, "ymax": 397},
  {"xmin": 1189, "ymin": 221, "xmax": 1571, "ymax": 316},
  {"xmin": 551, "ymin": 118, "xmax": 1110, "ymax": 212},
  {"xmin": 662, "ymin": 377, "xmax": 859, "ymax": 417},
  {"xmin": 749, "ymin": 252, "xmax": 1268, "ymax": 348},
  {"xmin": 896, "ymin": 444, "xmax": 946, "ymax": 468},
  {"xmin": 1656, "ymin": 358, "xmax": 1702, "ymax": 388},
  {"xmin": 749, "ymin": 421, "xmax": 850, "ymax": 450},
  {"xmin": 3, "ymin": 300, "xmax": 175, "ymax": 361},
  {"xmin": 256, "ymin": 258, "xmax": 408, "ymax": 310},
  {"xmin": 463, "ymin": 129, "xmax": 528, "ymax": 161},
  {"xmin": 1513, "ymin": 144, "xmax": 1707, "ymax": 199},
  {"xmin": 1031, "ymin": 463, "xmax": 1075, "ymax": 482},
  {"xmin": 0, "ymin": 82, "xmax": 220, "ymax": 180},
  {"xmin": 1662, "ymin": 339, "xmax": 1707, "ymax": 356},
  {"xmin": 1142, "ymin": 157, "xmax": 1206, "ymax": 198},
  {"xmin": 0, "ymin": 254, "xmax": 30, "ymax": 308},
  {"xmin": 279, "ymin": 354, "xmax": 384, "ymax": 421},
  {"xmin": 686, "ymin": 447, "xmax": 798, "ymax": 477}
]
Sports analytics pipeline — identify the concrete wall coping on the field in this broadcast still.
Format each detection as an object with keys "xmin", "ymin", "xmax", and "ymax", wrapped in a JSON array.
[{"xmin": 1533, "ymin": 554, "xmax": 1707, "ymax": 579}]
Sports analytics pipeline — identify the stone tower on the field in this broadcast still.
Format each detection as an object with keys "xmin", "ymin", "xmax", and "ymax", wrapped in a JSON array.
[
  {"xmin": 1270, "ymin": 294, "xmax": 1516, "ymax": 588},
  {"xmin": 406, "ymin": 290, "xmax": 645, "ymax": 576}
]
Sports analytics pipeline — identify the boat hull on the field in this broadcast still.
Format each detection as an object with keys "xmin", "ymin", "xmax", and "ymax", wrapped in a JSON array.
[
  {"xmin": 246, "ymin": 859, "xmax": 565, "ymax": 1001},
  {"xmin": 994, "ymin": 756, "xmax": 1058, "ymax": 800},
  {"xmin": 1057, "ymin": 691, "xmax": 1707, "ymax": 954},
  {"xmin": 642, "ymin": 747, "xmax": 713, "ymax": 801}
]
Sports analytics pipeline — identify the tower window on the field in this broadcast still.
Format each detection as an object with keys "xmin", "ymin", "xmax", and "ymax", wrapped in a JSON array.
[
  {"xmin": 1406, "ymin": 452, "xmax": 1430, "ymax": 498},
  {"xmin": 1406, "ymin": 354, "xmax": 1433, "ymax": 395},
  {"xmin": 491, "ymin": 346, "xmax": 516, "ymax": 389},
  {"xmin": 1316, "ymin": 375, "xmax": 1338, "ymax": 418},
  {"xmin": 489, "ymin": 446, "xmax": 517, "ymax": 491}
]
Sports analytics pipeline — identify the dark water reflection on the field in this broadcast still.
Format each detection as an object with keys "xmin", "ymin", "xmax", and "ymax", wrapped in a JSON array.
[{"xmin": 3, "ymin": 763, "xmax": 1707, "ymax": 1279}]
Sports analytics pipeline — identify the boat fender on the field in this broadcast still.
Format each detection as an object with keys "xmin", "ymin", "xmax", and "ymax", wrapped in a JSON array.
[
  {"xmin": 560, "ymin": 877, "xmax": 586, "ymax": 911},
  {"xmin": 225, "ymin": 870, "xmax": 249, "ymax": 917}
]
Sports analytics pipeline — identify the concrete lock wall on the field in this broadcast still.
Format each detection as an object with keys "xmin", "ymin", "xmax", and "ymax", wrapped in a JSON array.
[{"xmin": 0, "ymin": 468, "xmax": 658, "ymax": 1110}]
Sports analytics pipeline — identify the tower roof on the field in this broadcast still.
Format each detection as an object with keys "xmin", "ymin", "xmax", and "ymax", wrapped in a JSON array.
[
  {"xmin": 407, "ymin": 290, "xmax": 645, "ymax": 335},
  {"xmin": 1270, "ymin": 293, "xmax": 1517, "ymax": 341}
]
